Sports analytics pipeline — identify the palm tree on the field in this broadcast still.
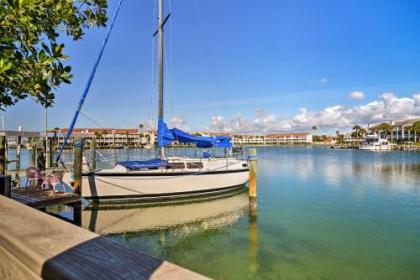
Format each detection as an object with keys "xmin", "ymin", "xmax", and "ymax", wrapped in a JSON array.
[
  {"xmin": 359, "ymin": 128, "xmax": 367, "ymax": 138},
  {"xmin": 138, "ymin": 123, "xmax": 144, "ymax": 134},
  {"xmin": 51, "ymin": 127, "xmax": 60, "ymax": 137},
  {"xmin": 352, "ymin": 125, "xmax": 361, "ymax": 140},
  {"xmin": 312, "ymin": 126, "xmax": 317, "ymax": 135},
  {"xmin": 335, "ymin": 130, "xmax": 344, "ymax": 144},
  {"xmin": 352, "ymin": 125, "xmax": 367, "ymax": 142}
]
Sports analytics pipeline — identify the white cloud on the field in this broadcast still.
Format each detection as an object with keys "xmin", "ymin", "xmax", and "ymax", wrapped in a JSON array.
[
  {"xmin": 319, "ymin": 78, "xmax": 328, "ymax": 83},
  {"xmin": 206, "ymin": 92, "xmax": 420, "ymax": 133},
  {"xmin": 349, "ymin": 91, "xmax": 365, "ymax": 100},
  {"xmin": 168, "ymin": 116, "xmax": 190, "ymax": 131}
]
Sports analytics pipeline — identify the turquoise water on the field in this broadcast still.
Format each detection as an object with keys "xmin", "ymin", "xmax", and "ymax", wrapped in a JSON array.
[
  {"xmin": 93, "ymin": 147, "xmax": 420, "ymax": 279},
  {"xmin": 20, "ymin": 146, "xmax": 420, "ymax": 279}
]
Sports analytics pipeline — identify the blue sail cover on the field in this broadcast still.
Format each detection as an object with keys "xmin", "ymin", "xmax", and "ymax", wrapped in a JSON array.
[
  {"xmin": 158, "ymin": 118, "xmax": 175, "ymax": 147},
  {"xmin": 214, "ymin": 135, "xmax": 232, "ymax": 148},
  {"xmin": 118, "ymin": 159, "xmax": 168, "ymax": 170},
  {"xmin": 171, "ymin": 128, "xmax": 215, "ymax": 148},
  {"xmin": 159, "ymin": 123, "xmax": 232, "ymax": 148}
]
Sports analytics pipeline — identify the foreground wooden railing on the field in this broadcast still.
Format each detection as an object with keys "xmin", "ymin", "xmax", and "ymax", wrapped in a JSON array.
[{"xmin": 0, "ymin": 196, "xmax": 207, "ymax": 280}]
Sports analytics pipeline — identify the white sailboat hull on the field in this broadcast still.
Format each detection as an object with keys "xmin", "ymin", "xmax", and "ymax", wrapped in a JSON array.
[
  {"xmin": 82, "ymin": 170, "xmax": 249, "ymax": 200},
  {"xmin": 79, "ymin": 158, "xmax": 250, "ymax": 201}
]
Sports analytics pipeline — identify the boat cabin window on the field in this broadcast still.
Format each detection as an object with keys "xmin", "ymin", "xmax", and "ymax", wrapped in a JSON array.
[
  {"xmin": 187, "ymin": 162, "xmax": 203, "ymax": 169},
  {"xmin": 167, "ymin": 162, "xmax": 186, "ymax": 169}
]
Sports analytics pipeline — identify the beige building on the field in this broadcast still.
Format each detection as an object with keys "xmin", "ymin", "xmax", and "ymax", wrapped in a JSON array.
[
  {"xmin": 264, "ymin": 133, "xmax": 313, "ymax": 144},
  {"xmin": 56, "ymin": 128, "xmax": 313, "ymax": 147},
  {"xmin": 230, "ymin": 132, "xmax": 312, "ymax": 145},
  {"xmin": 57, "ymin": 128, "xmax": 155, "ymax": 148},
  {"xmin": 390, "ymin": 118, "xmax": 420, "ymax": 142}
]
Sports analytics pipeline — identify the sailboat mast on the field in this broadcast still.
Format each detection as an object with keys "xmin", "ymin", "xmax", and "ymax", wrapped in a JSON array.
[{"xmin": 157, "ymin": 0, "xmax": 165, "ymax": 158}]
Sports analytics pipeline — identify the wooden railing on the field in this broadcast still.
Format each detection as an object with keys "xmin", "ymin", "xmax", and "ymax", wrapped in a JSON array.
[{"xmin": 0, "ymin": 196, "xmax": 207, "ymax": 280}]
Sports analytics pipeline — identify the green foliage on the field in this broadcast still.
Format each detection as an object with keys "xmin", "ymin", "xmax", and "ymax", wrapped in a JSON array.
[
  {"xmin": 352, "ymin": 124, "xmax": 367, "ymax": 139},
  {"xmin": 312, "ymin": 134, "xmax": 327, "ymax": 142},
  {"xmin": 372, "ymin": 123, "xmax": 392, "ymax": 135},
  {"xmin": 0, "ymin": 0, "xmax": 108, "ymax": 109},
  {"xmin": 408, "ymin": 121, "xmax": 420, "ymax": 133}
]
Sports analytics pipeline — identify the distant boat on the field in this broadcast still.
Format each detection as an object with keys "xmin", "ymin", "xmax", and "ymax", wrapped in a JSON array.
[
  {"xmin": 75, "ymin": 0, "xmax": 249, "ymax": 201},
  {"xmin": 360, "ymin": 134, "xmax": 392, "ymax": 151}
]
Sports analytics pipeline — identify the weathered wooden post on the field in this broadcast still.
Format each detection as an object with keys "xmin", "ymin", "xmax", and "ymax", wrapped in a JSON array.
[
  {"xmin": 0, "ymin": 175, "xmax": 11, "ymax": 197},
  {"xmin": 73, "ymin": 138, "xmax": 84, "ymax": 195},
  {"xmin": 45, "ymin": 136, "xmax": 50, "ymax": 168},
  {"xmin": 248, "ymin": 148, "xmax": 257, "ymax": 215},
  {"xmin": 15, "ymin": 126, "xmax": 22, "ymax": 184},
  {"xmin": 47, "ymin": 137, "xmax": 54, "ymax": 168},
  {"xmin": 28, "ymin": 137, "xmax": 36, "ymax": 167},
  {"xmin": 90, "ymin": 138, "xmax": 96, "ymax": 170},
  {"xmin": 36, "ymin": 139, "xmax": 45, "ymax": 171},
  {"xmin": 0, "ymin": 136, "xmax": 6, "ymax": 175}
]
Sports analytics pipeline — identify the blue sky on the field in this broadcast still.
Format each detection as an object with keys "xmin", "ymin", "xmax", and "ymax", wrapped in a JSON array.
[{"xmin": 2, "ymin": 0, "xmax": 420, "ymax": 133}]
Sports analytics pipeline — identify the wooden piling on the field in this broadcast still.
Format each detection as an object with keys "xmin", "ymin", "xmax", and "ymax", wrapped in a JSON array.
[
  {"xmin": 45, "ymin": 137, "xmax": 50, "ymax": 168},
  {"xmin": 73, "ymin": 138, "xmax": 84, "ymax": 195},
  {"xmin": 15, "ymin": 126, "xmax": 22, "ymax": 184},
  {"xmin": 248, "ymin": 148, "xmax": 257, "ymax": 215},
  {"xmin": 69, "ymin": 201, "xmax": 82, "ymax": 226},
  {"xmin": 0, "ymin": 136, "xmax": 6, "ymax": 175},
  {"xmin": 47, "ymin": 137, "xmax": 54, "ymax": 168},
  {"xmin": 0, "ymin": 175, "xmax": 11, "ymax": 197},
  {"xmin": 29, "ymin": 138, "xmax": 36, "ymax": 167},
  {"xmin": 90, "ymin": 138, "xmax": 96, "ymax": 170},
  {"xmin": 36, "ymin": 139, "xmax": 45, "ymax": 171}
]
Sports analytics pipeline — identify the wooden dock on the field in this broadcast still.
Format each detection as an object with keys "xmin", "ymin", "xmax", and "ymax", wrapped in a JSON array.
[
  {"xmin": 12, "ymin": 187, "xmax": 81, "ymax": 209},
  {"xmin": 0, "ymin": 196, "xmax": 208, "ymax": 280}
]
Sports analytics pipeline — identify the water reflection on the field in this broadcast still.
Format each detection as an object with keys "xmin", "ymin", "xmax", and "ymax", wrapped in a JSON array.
[
  {"xmin": 102, "ymin": 147, "xmax": 420, "ymax": 279},
  {"xmin": 261, "ymin": 148, "xmax": 420, "ymax": 194},
  {"xmin": 248, "ymin": 213, "xmax": 259, "ymax": 276},
  {"xmin": 82, "ymin": 189, "xmax": 249, "ymax": 235}
]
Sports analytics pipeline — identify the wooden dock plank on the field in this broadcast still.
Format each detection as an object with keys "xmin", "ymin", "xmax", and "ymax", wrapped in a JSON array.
[
  {"xmin": 11, "ymin": 187, "xmax": 81, "ymax": 209},
  {"xmin": 0, "ymin": 196, "xmax": 207, "ymax": 280},
  {"xmin": 0, "ymin": 245, "xmax": 41, "ymax": 280}
]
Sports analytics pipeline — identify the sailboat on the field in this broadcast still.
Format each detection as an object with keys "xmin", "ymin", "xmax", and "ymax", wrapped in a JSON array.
[{"xmin": 75, "ymin": 0, "xmax": 249, "ymax": 201}]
